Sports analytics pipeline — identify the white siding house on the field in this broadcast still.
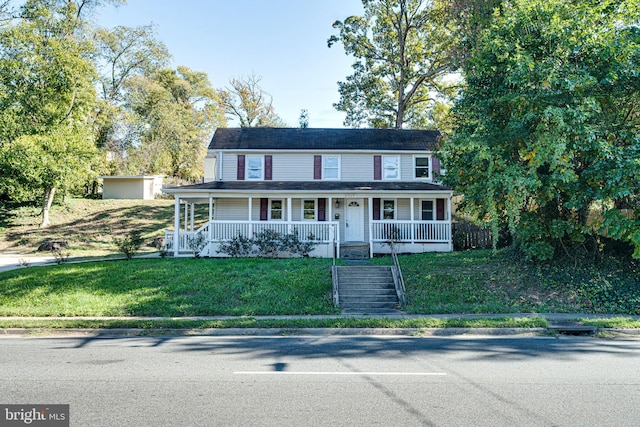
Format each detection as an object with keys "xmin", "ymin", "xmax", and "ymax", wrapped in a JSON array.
[{"xmin": 163, "ymin": 128, "xmax": 453, "ymax": 258}]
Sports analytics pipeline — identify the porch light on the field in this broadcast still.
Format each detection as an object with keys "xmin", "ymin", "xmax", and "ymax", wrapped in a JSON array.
[{"xmin": 335, "ymin": 199, "xmax": 340, "ymax": 208}]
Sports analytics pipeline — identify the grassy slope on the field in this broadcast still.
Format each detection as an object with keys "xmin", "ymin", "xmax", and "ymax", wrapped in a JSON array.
[
  {"xmin": 395, "ymin": 251, "xmax": 639, "ymax": 315},
  {"xmin": 0, "ymin": 198, "xmax": 185, "ymax": 256}
]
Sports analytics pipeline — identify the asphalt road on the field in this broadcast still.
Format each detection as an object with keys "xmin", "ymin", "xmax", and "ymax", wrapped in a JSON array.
[{"xmin": 1, "ymin": 334, "xmax": 639, "ymax": 426}]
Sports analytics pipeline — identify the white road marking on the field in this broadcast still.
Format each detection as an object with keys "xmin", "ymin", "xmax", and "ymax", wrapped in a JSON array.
[{"xmin": 234, "ymin": 371, "xmax": 446, "ymax": 376}]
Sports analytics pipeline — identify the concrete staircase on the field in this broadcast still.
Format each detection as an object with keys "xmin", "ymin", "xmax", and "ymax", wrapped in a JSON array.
[{"xmin": 335, "ymin": 266, "xmax": 399, "ymax": 312}]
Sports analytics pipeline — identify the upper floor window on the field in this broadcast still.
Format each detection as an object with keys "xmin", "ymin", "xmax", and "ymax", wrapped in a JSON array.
[
  {"xmin": 383, "ymin": 156, "xmax": 400, "ymax": 180},
  {"xmin": 246, "ymin": 156, "xmax": 264, "ymax": 180},
  {"xmin": 414, "ymin": 156, "xmax": 430, "ymax": 179},
  {"xmin": 323, "ymin": 156, "xmax": 340, "ymax": 180}
]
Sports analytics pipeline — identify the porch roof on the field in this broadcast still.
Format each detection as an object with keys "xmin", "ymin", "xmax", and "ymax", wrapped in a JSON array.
[{"xmin": 163, "ymin": 180, "xmax": 451, "ymax": 195}]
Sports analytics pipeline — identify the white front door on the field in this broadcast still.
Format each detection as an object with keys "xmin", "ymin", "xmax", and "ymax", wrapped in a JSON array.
[{"xmin": 345, "ymin": 198, "xmax": 364, "ymax": 241}]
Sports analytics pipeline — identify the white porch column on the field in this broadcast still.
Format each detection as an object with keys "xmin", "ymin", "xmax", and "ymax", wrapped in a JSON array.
[
  {"xmin": 173, "ymin": 196, "xmax": 180, "ymax": 256},
  {"xmin": 248, "ymin": 197, "xmax": 253, "ymax": 237},
  {"xmin": 190, "ymin": 203, "xmax": 195, "ymax": 232},
  {"xmin": 448, "ymin": 196, "xmax": 453, "ymax": 251},
  {"xmin": 184, "ymin": 202, "xmax": 188, "ymax": 232},
  {"xmin": 410, "ymin": 196, "xmax": 415, "ymax": 243},
  {"xmin": 287, "ymin": 197, "xmax": 292, "ymax": 234},
  {"xmin": 328, "ymin": 197, "xmax": 333, "ymax": 222},
  {"xmin": 368, "ymin": 196, "xmax": 373, "ymax": 258},
  {"xmin": 209, "ymin": 196, "xmax": 213, "ymax": 242}
]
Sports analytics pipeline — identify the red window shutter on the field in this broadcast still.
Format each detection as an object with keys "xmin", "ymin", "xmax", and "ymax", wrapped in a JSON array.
[
  {"xmin": 318, "ymin": 198, "xmax": 326, "ymax": 221},
  {"xmin": 432, "ymin": 157, "xmax": 441, "ymax": 176},
  {"xmin": 436, "ymin": 198, "xmax": 445, "ymax": 221},
  {"xmin": 373, "ymin": 198, "xmax": 381, "ymax": 220},
  {"xmin": 265, "ymin": 155, "xmax": 272, "ymax": 180},
  {"xmin": 314, "ymin": 155, "xmax": 321, "ymax": 180},
  {"xmin": 260, "ymin": 198, "xmax": 268, "ymax": 221},
  {"xmin": 237, "ymin": 155, "xmax": 245, "ymax": 180},
  {"xmin": 374, "ymin": 155, "xmax": 381, "ymax": 180}
]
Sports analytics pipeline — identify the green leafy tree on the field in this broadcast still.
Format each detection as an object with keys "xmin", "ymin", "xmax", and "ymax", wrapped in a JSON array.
[
  {"xmin": 93, "ymin": 24, "xmax": 170, "ymax": 152},
  {"xmin": 442, "ymin": 0, "xmax": 640, "ymax": 260},
  {"xmin": 328, "ymin": 0, "xmax": 456, "ymax": 129},
  {"xmin": 125, "ymin": 66, "xmax": 226, "ymax": 180},
  {"xmin": 219, "ymin": 74, "xmax": 287, "ymax": 127},
  {"xmin": 0, "ymin": 0, "xmax": 102, "ymax": 226}
]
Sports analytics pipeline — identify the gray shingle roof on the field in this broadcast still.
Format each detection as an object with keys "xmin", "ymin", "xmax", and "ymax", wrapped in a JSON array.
[{"xmin": 209, "ymin": 128, "xmax": 440, "ymax": 151}]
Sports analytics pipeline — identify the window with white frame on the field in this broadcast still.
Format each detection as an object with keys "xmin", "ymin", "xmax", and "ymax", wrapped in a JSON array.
[
  {"xmin": 323, "ymin": 156, "xmax": 340, "ymax": 180},
  {"xmin": 303, "ymin": 199, "xmax": 316, "ymax": 220},
  {"xmin": 414, "ymin": 156, "xmax": 430, "ymax": 179},
  {"xmin": 246, "ymin": 156, "xmax": 264, "ymax": 180},
  {"xmin": 421, "ymin": 200, "xmax": 434, "ymax": 221},
  {"xmin": 382, "ymin": 199, "xmax": 396, "ymax": 220},
  {"xmin": 270, "ymin": 199, "xmax": 283, "ymax": 220},
  {"xmin": 383, "ymin": 156, "xmax": 400, "ymax": 180}
]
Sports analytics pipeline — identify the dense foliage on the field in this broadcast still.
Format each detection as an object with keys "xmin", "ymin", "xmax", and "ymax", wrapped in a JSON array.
[
  {"xmin": 0, "ymin": 0, "xmax": 100, "ymax": 226},
  {"xmin": 442, "ymin": 0, "xmax": 640, "ymax": 260}
]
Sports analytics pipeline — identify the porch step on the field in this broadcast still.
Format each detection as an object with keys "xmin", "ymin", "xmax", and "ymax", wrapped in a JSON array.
[
  {"xmin": 335, "ymin": 266, "xmax": 399, "ymax": 311},
  {"xmin": 341, "ymin": 243, "xmax": 370, "ymax": 260}
]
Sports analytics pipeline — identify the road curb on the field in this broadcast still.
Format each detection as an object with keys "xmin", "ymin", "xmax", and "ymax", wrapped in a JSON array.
[{"xmin": 3, "ymin": 326, "xmax": 639, "ymax": 338}]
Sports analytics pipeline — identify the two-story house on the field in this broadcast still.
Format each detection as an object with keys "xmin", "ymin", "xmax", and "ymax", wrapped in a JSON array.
[{"xmin": 163, "ymin": 127, "xmax": 453, "ymax": 258}]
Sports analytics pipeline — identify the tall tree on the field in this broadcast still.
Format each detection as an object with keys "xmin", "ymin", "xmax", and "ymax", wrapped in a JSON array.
[
  {"xmin": 442, "ymin": 0, "xmax": 640, "ymax": 260},
  {"xmin": 0, "ymin": 0, "xmax": 102, "ymax": 226},
  {"xmin": 124, "ymin": 66, "xmax": 226, "ymax": 180},
  {"xmin": 219, "ymin": 74, "xmax": 286, "ymax": 127},
  {"xmin": 93, "ymin": 24, "xmax": 170, "ymax": 152},
  {"xmin": 443, "ymin": 0, "xmax": 503, "ymax": 69},
  {"xmin": 328, "ymin": 0, "xmax": 456, "ymax": 129}
]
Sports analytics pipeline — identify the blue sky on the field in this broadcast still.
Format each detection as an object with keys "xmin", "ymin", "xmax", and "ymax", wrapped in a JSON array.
[{"xmin": 96, "ymin": 0, "xmax": 365, "ymax": 128}]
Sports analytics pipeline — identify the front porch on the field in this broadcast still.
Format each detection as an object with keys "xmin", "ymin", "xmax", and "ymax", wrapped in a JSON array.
[{"xmin": 163, "ymin": 192, "xmax": 453, "ymax": 258}]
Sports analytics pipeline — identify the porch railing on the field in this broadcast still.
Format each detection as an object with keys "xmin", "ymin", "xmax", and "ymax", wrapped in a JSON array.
[
  {"xmin": 166, "ymin": 220, "xmax": 337, "ymax": 254},
  {"xmin": 371, "ymin": 220, "xmax": 450, "ymax": 243},
  {"xmin": 164, "ymin": 221, "xmax": 210, "ymax": 254},
  {"xmin": 207, "ymin": 221, "xmax": 333, "ymax": 241}
]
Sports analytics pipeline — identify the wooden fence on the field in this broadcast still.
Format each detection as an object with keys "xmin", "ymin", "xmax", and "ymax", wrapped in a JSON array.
[{"xmin": 452, "ymin": 223, "xmax": 493, "ymax": 250}]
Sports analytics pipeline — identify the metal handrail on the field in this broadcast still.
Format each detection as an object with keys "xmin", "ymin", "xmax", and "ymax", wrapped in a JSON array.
[
  {"xmin": 331, "ymin": 223, "xmax": 339, "ymax": 306},
  {"xmin": 331, "ymin": 265, "xmax": 340, "ymax": 307},
  {"xmin": 390, "ymin": 244, "xmax": 407, "ymax": 308}
]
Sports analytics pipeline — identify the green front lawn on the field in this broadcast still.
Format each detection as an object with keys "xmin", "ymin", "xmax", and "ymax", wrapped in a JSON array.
[
  {"xmin": 0, "ymin": 257, "xmax": 338, "ymax": 316},
  {"xmin": 396, "ymin": 251, "xmax": 639, "ymax": 315},
  {"xmin": 0, "ymin": 250, "xmax": 638, "ymax": 318}
]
